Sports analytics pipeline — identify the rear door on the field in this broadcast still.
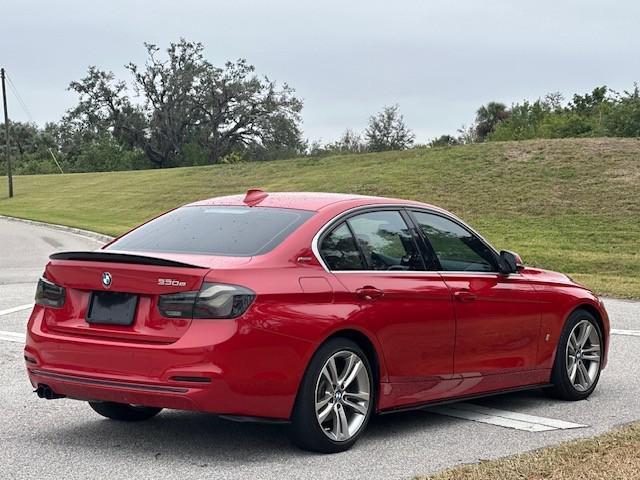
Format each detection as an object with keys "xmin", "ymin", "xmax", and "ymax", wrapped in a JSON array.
[
  {"xmin": 318, "ymin": 209, "xmax": 455, "ymax": 383},
  {"xmin": 408, "ymin": 210, "xmax": 541, "ymax": 376}
]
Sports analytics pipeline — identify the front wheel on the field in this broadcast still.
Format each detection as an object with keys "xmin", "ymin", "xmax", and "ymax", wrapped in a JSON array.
[
  {"xmin": 88, "ymin": 401, "xmax": 162, "ymax": 421},
  {"xmin": 289, "ymin": 338, "xmax": 374, "ymax": 453},
  {"xmin": 547, "ymin": 309, "xmax": 603, "ymax": 400}
]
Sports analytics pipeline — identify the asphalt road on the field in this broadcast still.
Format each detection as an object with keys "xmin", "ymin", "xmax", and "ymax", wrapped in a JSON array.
[{"xmin": 1, "ymin": 217, "xmax": 639, "ymax": 480}]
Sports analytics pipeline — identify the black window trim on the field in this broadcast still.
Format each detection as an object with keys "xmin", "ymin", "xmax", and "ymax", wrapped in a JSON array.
[
  {"xmin": 342, "ymin": 220, "xmax": 370, "ymax": 270},
  {"xmin": 313, "ymin": 204, "xmax": 505, "ymax": 275},
  {"xmin": 399, "ymin": 209, "xmax": 440, "ymax": 271}
]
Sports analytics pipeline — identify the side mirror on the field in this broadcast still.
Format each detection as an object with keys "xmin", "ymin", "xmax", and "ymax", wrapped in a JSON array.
[{"xmin": 499, "ymin": 250, "xmax": 523, "ymax": 274}]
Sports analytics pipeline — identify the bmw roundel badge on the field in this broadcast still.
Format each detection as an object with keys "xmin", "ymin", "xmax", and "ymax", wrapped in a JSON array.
[{"xmin": 102, "ymin": 272, "xmax": 112, "ymax": 288}]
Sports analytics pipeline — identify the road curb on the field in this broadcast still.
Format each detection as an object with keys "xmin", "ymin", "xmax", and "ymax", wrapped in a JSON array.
[{"xmin": 0, "ymin": 215, "xmax": 114, "ymax": 244}]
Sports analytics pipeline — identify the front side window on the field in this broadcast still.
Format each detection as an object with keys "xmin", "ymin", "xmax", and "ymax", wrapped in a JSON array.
[
  {"xmin": 346, "ymin": 210, "xmax": 423, "ymax": 271},
  {"xmin": 107, "ymin": 206, "xmax": 314, "ymax": 256},
  {"xmin": 411, "ymin": 211, "xmax": 497, "ymax": 272}
]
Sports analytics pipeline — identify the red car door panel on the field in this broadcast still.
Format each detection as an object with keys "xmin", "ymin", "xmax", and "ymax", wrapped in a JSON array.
[
  {"xmin": 407, "ymin": 209, "xmax": 543, "ymax": 379},
  {"xmin": 442, "ymin": 273, "xmax": 541, "ymax": 376},
  {"xmin": 334, "ymin": 272, "xmax": 455, "ymax": 381}
]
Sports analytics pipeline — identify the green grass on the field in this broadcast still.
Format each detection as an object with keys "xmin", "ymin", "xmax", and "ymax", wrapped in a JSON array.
[{"xmin": 1, "ymin": 138, "xmax": 639, "ymax": 298}]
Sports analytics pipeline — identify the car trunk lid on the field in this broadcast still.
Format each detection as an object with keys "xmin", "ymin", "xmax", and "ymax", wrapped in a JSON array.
[{"xmin": 42, "ymin": 251, "xmax": 211, "ymax": 344}]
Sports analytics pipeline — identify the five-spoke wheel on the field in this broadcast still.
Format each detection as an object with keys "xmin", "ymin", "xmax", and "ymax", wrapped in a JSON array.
[
  {"xmin": 290, "ymin": 338, "xmax": 374, "ymax": 453},
  {"xmin": 315, "ymin": 350, "xmax": 371, "ymax": 441},
  {"xmin": 566, "ymin": 319, "xmax": 601, "ymax": 392},
  {"xmin": 548, "ymin": 309, "xmax": 603, "ymax": 400}
]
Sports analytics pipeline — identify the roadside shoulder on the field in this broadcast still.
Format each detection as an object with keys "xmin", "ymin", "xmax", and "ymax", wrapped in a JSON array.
[{"xmin": 0, "ymin": 215, "xmax": 114, "ymax": 243}]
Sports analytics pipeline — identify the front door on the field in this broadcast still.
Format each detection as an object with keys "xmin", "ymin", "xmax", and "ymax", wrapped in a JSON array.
[{"xmin": 408, "ymin": 210, "xmax": 541, "ymax": 376}]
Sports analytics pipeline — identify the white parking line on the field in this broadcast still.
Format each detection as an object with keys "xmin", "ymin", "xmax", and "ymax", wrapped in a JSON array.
[
  {"xmin": 426, "ymin": 403, "xmax": 587, "ymax": 432},
  {"xmin": 0, "ymin": 330, "xmax": 26, "ymax": 343},
  {"xmin": 0, "ymin": 304, "xmax": 33, "ymax": 316},
  {"xmin": 611, "ymin": 328, "xmax": 640, "ymax": 337}
]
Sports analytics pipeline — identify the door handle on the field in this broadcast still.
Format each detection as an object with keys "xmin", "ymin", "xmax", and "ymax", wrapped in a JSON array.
[
  {"xmin": 356, "ymin": 286, "xmax": 384, "ymax": 301},
  {"xmin": 454, "ymin": 290, "xmax": 477, "ymax": 302}
]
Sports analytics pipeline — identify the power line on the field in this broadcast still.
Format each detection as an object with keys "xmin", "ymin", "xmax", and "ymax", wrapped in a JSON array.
[
  {"xmin": 3, "ymin": 74, "xmax": 39, "ymax": 154},
  {"xmin": 5, "ymin": 74, "xmax": 49, "ymax": 156},
  {"xmin": 5, "ymin": 74, "xmax": 35, "ymax": 124},
  {"xmin": 3, "ymin": 73, "xmax": 63, "ymax": 177}
]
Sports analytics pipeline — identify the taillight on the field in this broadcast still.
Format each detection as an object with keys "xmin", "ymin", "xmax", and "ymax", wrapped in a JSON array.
[
  {"xmin": 157, "ymin": 291, "xmax": 198, "ymax": 319},
  {"xmin": 35, "ymin": 277, "xmax": 66, "ymax": 308},
  {"xmin": 158, "ymin": 283, "xmax": 255, "ymax": 319}
]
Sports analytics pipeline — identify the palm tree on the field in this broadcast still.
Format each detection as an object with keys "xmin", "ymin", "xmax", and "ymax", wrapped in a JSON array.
[{"xmin": 475, "ymin": 102, "xmax": 509, "ymax": 140}]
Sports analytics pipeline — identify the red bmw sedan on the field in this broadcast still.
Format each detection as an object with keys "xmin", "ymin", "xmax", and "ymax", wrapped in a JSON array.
[{"xmin": 25, "ymin": 190, "xmax": 609, "ymax": 453}]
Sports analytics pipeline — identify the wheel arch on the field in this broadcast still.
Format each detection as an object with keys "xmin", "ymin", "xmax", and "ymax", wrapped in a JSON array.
[
  {"xmin": 571, "ymin": 303, "xmax": 607, "ymax": 362},
  {"xmin": 290, "ymin": 327, "xmax": 386, "ymax": 419},
  {"xmin": 550, "ymin": 301, "xmax": 608, "ymax": 371},
  {"xmin": 323, "ymin": 329, "xmax": 383, "ymax": 387},
  {"xmin": 572, "ymin": 303, "xmax": 604, "ymax": 333}
]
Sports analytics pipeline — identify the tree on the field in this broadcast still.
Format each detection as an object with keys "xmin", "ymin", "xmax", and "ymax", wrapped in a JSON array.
[
  {"xmin": 604, "ymin": 84, "xmax": 640, "ymax": 137},
  {"xmin": 65, "ymin": 39, "xmax": 304, "ymax": 167},
  {"xmin": 570, "ymin": 86, "xmax": 608, "ymax": 114},
  {"xmin": 125, "ymin": 40, "xmax": 208, "ymax": 167},
  {"xmin": 456, "ymin": 124, "xmax": 478, "ymax": 144},
  {"xmin": 67, "ymin": 67, "xmax": 145, "ymax": 150},
  {"xmin": 364, "ymin": 105, "xmax": 415, "ymax": 152},
  {"xmin": 306, "ymin": 129, "xmax": 366, "ymax": 157},
  {"xmin": 0, "ymin": 121, "xmax": 63, "ymax": 174},
  {"xmin": 475, "ymin": 102, "xmax": 510, "ymax": 140},
  {"xmin": 429, "ymin": 134, "xmax": 459, "ymax": 148},
  {"xmin": 0, "ymin": 121, "xmax": 55, "ymax": 156},
  {"xmin": 334, "ymin": 129, "xmax": 366, "ymax": 153},
  {"xmin": 194, "ymin": 58, "xmax": 303, "ymax": 162}
]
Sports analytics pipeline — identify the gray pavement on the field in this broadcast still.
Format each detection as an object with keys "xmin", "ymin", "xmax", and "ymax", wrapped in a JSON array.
[{"xmin": 0, "ymin": 217, "xmax": 639, "ymax": 479}]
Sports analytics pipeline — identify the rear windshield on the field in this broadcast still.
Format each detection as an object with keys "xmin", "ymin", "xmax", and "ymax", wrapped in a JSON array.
[{"xmin": 107, "ymin": 206, "xmax": 314, "ymax": 256}]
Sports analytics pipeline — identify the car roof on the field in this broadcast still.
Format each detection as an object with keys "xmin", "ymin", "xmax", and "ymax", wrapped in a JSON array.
[{"xmin": 187, "ymin": 191, "xmax": 439, "ymax": 212}]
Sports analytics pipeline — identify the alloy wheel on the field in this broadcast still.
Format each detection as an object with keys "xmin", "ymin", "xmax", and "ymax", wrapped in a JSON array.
[
  {"xmin": 314, "ymin": 350, "xmax": 371, "ymax": 442},
  {"xmin": 566, "ymin": 319, "xmax": 601, "ymax": 392}
]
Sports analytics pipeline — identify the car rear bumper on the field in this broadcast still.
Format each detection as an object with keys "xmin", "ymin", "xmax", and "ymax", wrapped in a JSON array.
[{"xmin": 25, "ymin": 306, "xmax": 314, "ymax": 419}]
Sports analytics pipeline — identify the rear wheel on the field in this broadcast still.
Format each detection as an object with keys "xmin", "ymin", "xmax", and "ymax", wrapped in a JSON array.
[
  {"xmin": 290, "ymin": 338, "xmax": 374, "ymax": 453},
  {"xmin": 547, "ymin": 309, "xmax": 603, "ymax": 400},
  {"xmin": 88, "ymin": 401, "xmax": 162, "ymax": 421}
]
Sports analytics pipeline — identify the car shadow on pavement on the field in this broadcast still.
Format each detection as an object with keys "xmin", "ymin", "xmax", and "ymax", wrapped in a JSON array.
[{"xmin": 39, "ymin": 389, "xmax": 552, "ymax": 462}]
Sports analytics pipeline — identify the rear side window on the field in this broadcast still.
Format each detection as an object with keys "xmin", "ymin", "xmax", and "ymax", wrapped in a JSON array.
[
  {"xmin": 347, "ymin": 210, "xmax": 423, "ymax": 271},
  {"xmin": 320, "ymin": 210, "xmax": 425, "ymax": 271},
  {"xmin": 107, "ymin": 206, "xmax": 314, "ymax": 256},
  {"xmin": 320, "ymin": 223, "xmax": 365, "ymax": 270}
]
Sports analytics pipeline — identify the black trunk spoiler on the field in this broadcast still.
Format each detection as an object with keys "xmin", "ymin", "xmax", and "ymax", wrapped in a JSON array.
[{"xmin": 49, "ymin": 251, "xmax": 208, "ymax": 269}]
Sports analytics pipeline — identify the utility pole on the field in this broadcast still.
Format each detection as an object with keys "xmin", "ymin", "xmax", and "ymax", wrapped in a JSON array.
[{"xmin": 1, "ymin": 68, "xmax": 13, "ymax": 198}]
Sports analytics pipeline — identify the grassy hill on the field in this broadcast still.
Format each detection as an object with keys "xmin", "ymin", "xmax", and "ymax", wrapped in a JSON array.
[{"xmin": 1, "ymin": 138, "xmax": 639, "ymax": 298}]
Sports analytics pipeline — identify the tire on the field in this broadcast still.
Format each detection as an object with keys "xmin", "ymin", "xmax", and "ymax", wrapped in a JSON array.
[
  {"xmin": 88, "ymin": 401, "xmax": 162, "ymax": 421},
  {"xmin": 289, "ymin": 338, "xmax": 375, "ymax": 453},
  {"xmin": 546, "ymin": 309, "xmax": 603, "ymax": 401}
]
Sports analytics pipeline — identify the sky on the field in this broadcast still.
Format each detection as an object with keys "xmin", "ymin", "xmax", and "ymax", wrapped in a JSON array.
[{"xmin": 2, "ymin": 0, "xmax": 640, "ymax": 143}]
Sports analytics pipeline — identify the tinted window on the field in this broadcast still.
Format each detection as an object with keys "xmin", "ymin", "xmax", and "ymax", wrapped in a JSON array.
[
  {"xmin": 347, "ymin": 211, "xmax": 423, "ymax": 271},
  {"xmin": 107, "ymin": 206, "xmax": 314, "ymax": 256},
  {"xmin": 411, "ymin": 211, "xmax": 497, "ymax": 272},
  {"xmin": 320, "ymin": 223, "xmax": 365, "ymax": 270}
]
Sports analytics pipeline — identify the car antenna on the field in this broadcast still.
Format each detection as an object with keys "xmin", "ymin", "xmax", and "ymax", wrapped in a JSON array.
[{"xmin": 243, "ymin": 188, "xmax": 268, "ymax": 206}]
